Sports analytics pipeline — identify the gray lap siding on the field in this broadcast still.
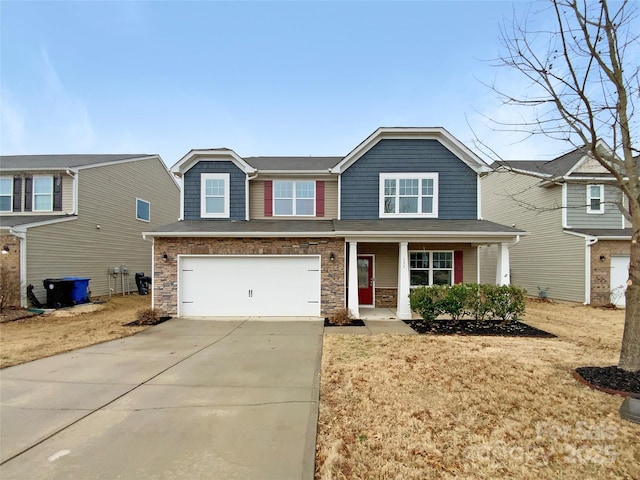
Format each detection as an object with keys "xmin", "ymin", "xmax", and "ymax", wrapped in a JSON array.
[
  {"xmin": 183, "ymin": 161, "xmax": 246, "ymax": 220},
  {"xmin": 340, "ymin": 139, "xmax": 478, "ymax": 220},
  {"xmin": 153, "ymin": 237, "xmax": 345, "ymax": 317}
]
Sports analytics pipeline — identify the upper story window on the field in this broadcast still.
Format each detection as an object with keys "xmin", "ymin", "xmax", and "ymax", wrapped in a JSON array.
[
  {"xmin": 587, "ymin": 185, "xmax": 604, "ymax": 213},
  {"xmin": 410, "ymin": 251, "xmax": 453, "ymax": 287},
  {"xmin": 274, "ymin": 180, "xmax": 315, "ymax": 216},
  {"xmin": 0, "ymin": 178, "xmax": 12, "ymax": 212},
  {"xmin": 380, "ymin": 173, "xmax": 438, "ymax": 218},
  {"xmin": 201, "ymin": 173, "xmax": 230, "ymax": 218},
  {"xmin": 136, "ymin": 198, "xmax": 150, "ymax": 222},
  {"xmin": 33, "ymin": 176, "xmax": 53, "ymax": 212}
]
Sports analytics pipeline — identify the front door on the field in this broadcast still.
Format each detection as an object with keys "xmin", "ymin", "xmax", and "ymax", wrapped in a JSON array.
[{"xmin": 357, "ymin": 255, "xmax": 374, "ymax": 305}]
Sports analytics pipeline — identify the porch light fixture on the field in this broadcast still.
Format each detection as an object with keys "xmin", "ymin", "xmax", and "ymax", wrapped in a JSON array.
[
  {"xmin": 162, "ymin": 253, "xmax": 168, "ymax": 262},
  {"xmin": 600, "ymin": 255, "xmax": 606, "ymax": 261},
  {"xmin": 329, "ymin": 252, "xmax": 335, "ymax": 261},
  {"xmin": 2, "ymin": 245, "xmax": 9, "ymax": 254}
]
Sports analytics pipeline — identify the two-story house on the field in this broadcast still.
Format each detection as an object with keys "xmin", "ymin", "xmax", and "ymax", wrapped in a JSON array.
[
  {"xmin": 480, "ymin": 142, "xmax": 632, "ymax": 307},
  {"xmin": 145, "ymin": 128, "xmax": 524, "ymax": 319},
  {"xmin": 0, "ymin": 154, "xmax": 180, "ymax": 307}
]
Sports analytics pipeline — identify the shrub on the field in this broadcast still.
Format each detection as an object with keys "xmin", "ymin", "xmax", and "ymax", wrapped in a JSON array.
[
  {"xmin": 134, "ymin": 308, "xmax": 159, "ymax": 325},
  {"xmin": 409, "ymin": 283, "xmax": 527, "ymax": 322},
  {"xmin": 328, "ymin": 307, "xmax": 353, "ymax": 325}
]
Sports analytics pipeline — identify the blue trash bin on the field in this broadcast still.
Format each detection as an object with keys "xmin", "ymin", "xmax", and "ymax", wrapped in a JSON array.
[{"xmin": 62, "ymin": 277, "xmax": 91, "ymax": 304}]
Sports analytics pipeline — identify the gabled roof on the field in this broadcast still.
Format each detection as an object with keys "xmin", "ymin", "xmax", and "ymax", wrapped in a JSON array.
[
  {"xmin": 244, "ymin": 156, "xmax": 341, "ymax": 172},
  {"xmin": 0, "ymin": 215, "xmax": 76, "ymax": 230},
  {"xmin": 0, "ymin": 154, "xmax": 158, "ymax": 171},
  {"xmin": 170, "ymin": 148, "xmax": 257, "ymax": 176},
  {"xmin": 331, "ymin": 127, "xmax": 492, "ymax": 174}
]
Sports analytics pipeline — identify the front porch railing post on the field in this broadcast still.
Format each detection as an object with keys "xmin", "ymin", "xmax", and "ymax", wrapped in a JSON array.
[{"xmin": 396, "ymin": 241, "xmax": 412, "ymax": 319}]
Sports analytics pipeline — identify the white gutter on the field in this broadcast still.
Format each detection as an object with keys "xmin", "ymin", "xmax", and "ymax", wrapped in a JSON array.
[
  {"xmin": 246, "ymin": 171, "xmax": 259, "ymax": 221},
  {"xmin": 585, "ymin": 237, "xmax": 598, "ymax": 304}
]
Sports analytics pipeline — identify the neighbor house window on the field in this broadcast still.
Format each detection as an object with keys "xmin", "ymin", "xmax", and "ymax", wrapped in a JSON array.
[
  {"xmin": 136, "ymin": 198, "xmax": 150, "ymax": 222},
  {"xmin": 0, "ymin": 178, "xmax": 12, "ymax": 212},
  {"xmin": 587, "ymin": 185, "xmax": 604, "ymax": 213},
  {"xmin": 380, "ymin": 173, "xmax": 438, "ymax": 217},
  {"xmin": 273, "ymin": 180, "xmax": 315, "ymax": 216},
  {"xmin": 33, "ymin": 176, "xmax": 53, "ymax": 212},
  {"xmin": 201, "ymin": 173, "xmax": 230, "ymax": 218},
  {"xmin": 409, "ymin": 251, "xmax": 453, "ymax": 287}
]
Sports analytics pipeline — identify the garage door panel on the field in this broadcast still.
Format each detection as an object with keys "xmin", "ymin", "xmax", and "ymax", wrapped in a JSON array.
[{"xmin": 179, "ymin": 256, "xmax": 321, "ymax": 317}]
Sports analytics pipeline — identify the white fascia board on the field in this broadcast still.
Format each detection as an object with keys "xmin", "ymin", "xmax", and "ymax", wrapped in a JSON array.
[
  {"xmin": 0, "ymin": 167, "xmax": 68, "ymax": 173},
  {"xmin": 342, "ymin": 234, "xmax": 523, "ymax": 244},
  {"xmin": 171, "ymin": 149, "xmax": 256, "ymax": 176},
  {"xmin": 331, "ymin": 127, "xmax": 491, "ymax": 174},
  {"xmin": 74, "ymin": 155, "xmax": 163, "ymax": 170},
  {"xmin": 563, "ymin": 230, "xmax": 597, "ymax": 240},
  {"xmin": 9, "ymin": 216, "xmax": 77, "ymax": 229},
  {"xmin": 142, "ymin": 231, "xmax": 336, "ymax": 238}
]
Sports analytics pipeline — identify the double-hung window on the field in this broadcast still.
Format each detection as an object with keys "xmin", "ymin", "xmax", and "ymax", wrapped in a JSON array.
[
  {"xmin": 380, "ymin": 173, "xmax": 438, "ymax": 217},
  {"xmin": 587, "ymin": 185, "xmax": 604, "ymax": 213},
  {"xmin": 0, "ymin": 178, "xmax": 12, "ymax": 212},
  {"xmin": 33, "ymin": 176, "xmax": 53, "ymax": 212},
  {"xmin": 201, "ymin": 173, "xmax": 230, "ymax": 218},
  {"xmin": 273, "ymin": 180, "xmax": 315, "ymax": 216},
  {"xmin": 409, "ymin": 251, "xmax": 453, "ymax": 287}
]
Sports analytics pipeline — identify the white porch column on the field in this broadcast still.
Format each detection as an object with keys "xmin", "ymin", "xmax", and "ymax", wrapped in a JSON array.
[
  {"xmin": 496, "ymin": 242, "xmax": 511, "ymax": 285},
  {"xmin": 396, "ymin": 241, "xmax": 412, "ymax": 319},
  {"xmin": 347, "ymin": 241, "xmax": 360, "ymax": 318}
]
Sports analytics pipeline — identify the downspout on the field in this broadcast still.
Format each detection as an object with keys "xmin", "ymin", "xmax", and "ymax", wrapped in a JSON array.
[
  {"xmin": 246, "ymin": 172, "xmax": 258, "ymax": 221},
  {"xmin": 585, "ymin": 237, "xmax": 598, "ymax": 305},
  {"xmin": 10, "ymin": 228, "xmax": 28, "ymax": 307}
]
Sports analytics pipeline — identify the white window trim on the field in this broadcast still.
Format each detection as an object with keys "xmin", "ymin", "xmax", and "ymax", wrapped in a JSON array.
[
  {"xmin": 379, "ymin": 172, "xmax": 439, "ymax": 218},
  {"xmin": 0, "ymin": 177, "xmax": 13, "ymax": 212},
  {"xmin": 201, "ymin": 173, "xmax": 230, "ymax": 218},
  {"xmin": 33, "ymin": 175, "xmax": 53, "ymax": 212},
  {"xmin": 587, "ymin": 184, "xmax": 604, "ymax": 214},
  {"xmin": 409, "ymin": 250, "xmax": 454, "ymax": 288},
  {"xmin": 273, "ymin": 180, "xmax": 316, "ymax": 217},
  {"xmin": 136, "ymin": 198, "xmax": 150, "ymax": 222}
]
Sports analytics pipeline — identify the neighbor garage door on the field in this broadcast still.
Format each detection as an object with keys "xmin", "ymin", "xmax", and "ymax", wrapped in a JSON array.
[{"xmin": 178, "ymin": 255, "xmax": 321, "ymax": 317}]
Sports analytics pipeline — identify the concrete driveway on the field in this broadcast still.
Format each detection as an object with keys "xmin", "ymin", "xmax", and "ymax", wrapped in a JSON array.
[{"xmin": 0, "ymin": 318, "xmax": 323, "ymax": 479}]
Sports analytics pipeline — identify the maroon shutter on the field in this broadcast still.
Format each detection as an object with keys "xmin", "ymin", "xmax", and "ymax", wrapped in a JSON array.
[
  {"xmin": 316, "ymin": 181, "xmax": 324, "ymax": 217},
  {"xmin": 264, "ymin": 180, "xmax": 273, "ymax": 217},
  {"xmin": 24, "ymin": 176, "xmax": 32, "ymax": 211},
  {"xmin": 13, "ymin": 177, "xmax": 22, "ymax": 212},
  {"xmin": 454, "ymin": 251, "xmax": 463, "ymax": 284},
  {"xmin": 53, "ymin": 175, "xmax": 62, "ymax": 211}
]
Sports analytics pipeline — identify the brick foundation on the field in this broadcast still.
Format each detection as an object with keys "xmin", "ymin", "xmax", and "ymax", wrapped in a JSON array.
[
  {"xmin": 590, "ymin": 240, "xmax": 630, "ymax": 306},
  {"xmin": 0, "ymin": 234, "xmax": 21, "ymax": 308},
  {"xmin": 153, "ymin": 237, "xmax": 345, "ymax": 317}
]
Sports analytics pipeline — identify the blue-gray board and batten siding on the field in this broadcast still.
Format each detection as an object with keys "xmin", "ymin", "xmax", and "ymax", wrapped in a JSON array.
[
  {"xmin": 183, "ymin": 161, "xmax": 246, "ymax": 220},
  {"xmin": 340, "ymin": 139, "xmax": 478, "ymax": 220}
]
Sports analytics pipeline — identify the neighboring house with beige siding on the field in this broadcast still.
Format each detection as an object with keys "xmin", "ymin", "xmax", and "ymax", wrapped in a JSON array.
[
  {"xmin": 144, "ymin": 127, "xmax": 523, "ymax": 319},
  {"xmin": 480, "ymin": 143, "xmax": 632, "ymax": 306},
  {"xmin": 0, "ymin": 154, "xmax": 179, "ymax": 307}
]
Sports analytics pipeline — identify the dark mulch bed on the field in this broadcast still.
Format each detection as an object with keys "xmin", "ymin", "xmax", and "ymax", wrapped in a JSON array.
[
  {"xmin": 574, "ymin": 366, "xmax": 640, "ymax": 396},
  {"xmin": 324, "ymin": 318, "xmax": 366, "ymax": 327},
  {"xmin": 403, "ymin": 319, "xmax": 556, "ymax": 337},
  {"xmin": 124, "ymin": 316, "xmax": 172, "ymax": 327}
]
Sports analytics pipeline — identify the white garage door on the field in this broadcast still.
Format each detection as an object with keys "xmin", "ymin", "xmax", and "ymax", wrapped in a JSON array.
[
  {"xmin": 610, "ymin": 255, "xmax": 630, "ymax": 307},
  {"xmin": 178, "ymin": 255, "xmax": 321, "ymax": 317}
]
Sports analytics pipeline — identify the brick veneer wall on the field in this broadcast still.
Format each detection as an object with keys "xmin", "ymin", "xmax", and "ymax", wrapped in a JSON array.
[
  {"xmin": 0, "ymin": 235, "xmax": 21, "ymax": 307},
  {"xmin": 590, "ymin": 240, "xmax": 630, "ymax": 305},
  {"xmin": 375, "ymin": 287, "xmax": 397, "ymax": 308},
  {"xmin": 153, "ymin": 237, "xmax": 345, "ymax": 317}
]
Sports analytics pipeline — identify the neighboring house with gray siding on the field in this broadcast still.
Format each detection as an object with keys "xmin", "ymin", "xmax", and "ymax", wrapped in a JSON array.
[
  {"xmin": 0, "ymin": 154, "xmax": 180, "ymax": 307},
  {"xmin": 480, "ymin": 142, "xmax": 632, "ymax": 306},
  {"xmin": 144, "ymin": 127, "xmax": 524, "ymax": 319}
]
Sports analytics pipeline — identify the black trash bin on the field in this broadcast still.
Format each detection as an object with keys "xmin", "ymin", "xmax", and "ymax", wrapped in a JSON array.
[
  {"xmin": 43, "ymin": 278, "xmax": 75, "ymax": 308},
  {"xmin": 135, "ymin": 272, "xmax": 151, "ymax": 295}
]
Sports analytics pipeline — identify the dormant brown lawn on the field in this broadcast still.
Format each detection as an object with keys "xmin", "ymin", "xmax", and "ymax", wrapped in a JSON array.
[
  {"xmin": 0, "ymin": 295, "xmax": 149, "ymax": 368},
  {"xmin": 316, "ymin": 300, "xmax": 639, "ymax": 480}
]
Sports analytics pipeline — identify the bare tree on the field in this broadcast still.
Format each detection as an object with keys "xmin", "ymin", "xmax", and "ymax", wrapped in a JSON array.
[{"xmin": 487, "ymin": 0, "xmax": 639, "ymax": 371}]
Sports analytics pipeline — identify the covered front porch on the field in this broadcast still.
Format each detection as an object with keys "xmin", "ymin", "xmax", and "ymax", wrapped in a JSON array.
[{"xmin": 344, "ymin": 237, "xmax": 520, "ymax": 320}]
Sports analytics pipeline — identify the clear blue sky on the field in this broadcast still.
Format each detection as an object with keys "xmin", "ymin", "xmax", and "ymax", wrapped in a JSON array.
[{"xmin": 1, "ymin": 0, "xmax": 560, "ymax": 166}]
